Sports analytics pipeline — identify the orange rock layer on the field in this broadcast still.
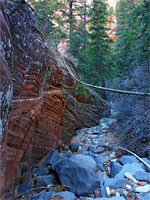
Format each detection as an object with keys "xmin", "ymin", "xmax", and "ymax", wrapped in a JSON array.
[{"xmin": 0, "ymin": 1, "xmax": 102, "ymax": 198}]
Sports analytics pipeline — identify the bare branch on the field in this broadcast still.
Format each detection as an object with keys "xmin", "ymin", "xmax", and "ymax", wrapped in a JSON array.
[{"xmin": 59, "ymin": 51, "xmax": 150, "ymax": 97}]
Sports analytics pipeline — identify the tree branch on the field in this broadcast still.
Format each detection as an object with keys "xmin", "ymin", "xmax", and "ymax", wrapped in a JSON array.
[{"xmin": 59, "ymin": 51, "xmax": 150, "ymax": 97}]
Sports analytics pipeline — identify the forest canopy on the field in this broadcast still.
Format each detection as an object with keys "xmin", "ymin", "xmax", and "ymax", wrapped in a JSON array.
[{"xmin": 27, "ymin": 0, "xmax": 150, "ymax": 86}]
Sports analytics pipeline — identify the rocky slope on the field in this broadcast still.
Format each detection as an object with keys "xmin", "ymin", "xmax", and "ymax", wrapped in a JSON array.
[
  {"xmin": 15, "ymin": 117, "xmax": 150, "ymax": 200},
  {"xmin": 0, "ymin": 1, "xmax": 103, "ymax": 198},
  {"xmin": 106, "ymin": 64, "xmax": 150, "ymax": 159}
]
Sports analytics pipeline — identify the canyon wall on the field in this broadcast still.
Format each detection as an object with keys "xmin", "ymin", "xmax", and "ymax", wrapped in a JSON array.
[{"xmin": 0, "ymin": 1, "xmax": 102, "ymax": 198}]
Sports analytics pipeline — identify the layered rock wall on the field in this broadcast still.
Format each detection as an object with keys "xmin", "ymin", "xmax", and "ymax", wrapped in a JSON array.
[
  {"xmin": 0, "ymin": 0, "xmax": 13, "ymax": 196},
  {"xmin": 0, "ymin": 1, "xmax": 102, "ymax": 198}
]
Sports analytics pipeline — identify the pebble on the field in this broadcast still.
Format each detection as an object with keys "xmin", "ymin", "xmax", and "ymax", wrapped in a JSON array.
[
  {"xmin": 34, "ymin": 174, "xmax": 54, "ymax": 187},
  {"xmin": 54, "ymin": 191, "xmax": 76, "ymax": 200},
  {"xmin": 125, "ymin": 184, "xmax": 132, "ymax": 190},
  {"xmin": 116, "ymin": 192, "xmax": 121, "ymax": 196},
  {"xmin": 138, "ymin": 182, "xmax": 146, "ymax": 186},
  {"xmin": 135, "ymin": 184, "xmax": 150, "ymax": 193},
  {"xmin": 99, "ymin": 142, "xmax": 108, "ymax": 147},
  {"xmin": 106, "ymin": 186, "xmax": 111, "ymax": 197},
  {"xmin": 94, "ymin": 147, "xmax": 105, "ymax": 154},
  {"xmin": 110, "ymin": 152, "xmax": 116, "ymax": 158},
  {"xmin": 124, "ymin": 171, "xmax": 138, "ymax": 183}
]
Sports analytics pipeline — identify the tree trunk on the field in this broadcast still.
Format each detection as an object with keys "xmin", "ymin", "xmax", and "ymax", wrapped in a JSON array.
[
  {"xmin": 69, "ymin": 0, "xmax": 73, "ymax": 42},
  {"xmin": 83, "ymin": 0, "xmax": 87, "ymax": 51}
]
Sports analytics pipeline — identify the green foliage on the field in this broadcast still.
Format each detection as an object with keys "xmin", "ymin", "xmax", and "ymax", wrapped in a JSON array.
[
  {"xmin": 28, "ymin": 0, "xmax": 66, "ymax": 45},
  {"xmin": 28, "ymin": 0, "xmax": 149, "ymax": 87},
  {"xmin": 67, "ymin": 0, "xmax": 88, "ymax": 52},
  {"xmin": 68, "ymin": 27, "xmax": 89, "ymax": 63},
  {"xmin": 144, "ymin": 87, "xmax": 150, "ymax": 93},
  {"xmin": 112, "ymin": 0, "xmax": 150, "ymax": 76},
  {"xmin": 109, "ymin": 6, "xmax": 114, "ymax": 16},
  {"xmin": 79, "ymin": 0, "xmax": 113, "ymax": 86},
  {"xmin": 75, "ymin": 82, "xmax": 90, "ymax": 99}
]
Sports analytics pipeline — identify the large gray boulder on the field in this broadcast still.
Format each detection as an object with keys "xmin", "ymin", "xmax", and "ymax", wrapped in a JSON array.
[
  {"xmin": 54, "ymin": 154, "xmax": 99, "ymax": 196},
  {"xmin": 105, "ymin": 163, "xmax": 144, "ymax": 189},
  {"xmin": 43, "ymin": 150, "xmax": 60, "ymax": 168},
  {"xmin": 119, "ymin": 155, "xmax": 138, "ymax": 165},
  {"xmin": 110, "ymin": 161, "xmax": 122, "ymax": 178},
  {"xmin": 135, "ymin": 171, "xmax": 150, "ymax": 181}
]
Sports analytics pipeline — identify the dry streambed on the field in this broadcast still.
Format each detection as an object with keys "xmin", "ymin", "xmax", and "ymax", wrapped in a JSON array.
[{"xmin": 17, "ymin": 118, "xmax": 150, "ymax": 200}]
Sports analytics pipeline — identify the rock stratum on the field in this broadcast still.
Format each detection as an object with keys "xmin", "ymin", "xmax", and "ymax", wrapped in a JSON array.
[{"xmin": 0, "ymin": 1, "xmax": 102, "ymax": 198}]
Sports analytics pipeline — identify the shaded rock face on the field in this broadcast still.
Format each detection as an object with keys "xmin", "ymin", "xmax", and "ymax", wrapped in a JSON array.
[
  {"xmin": 0, "ymin": 1, "xmax": 102, "ymax": 197},
  {"xmin": 0, "ymin": 0, "xmax": 13, "ymax": 196},
  {"xmin": 5, "ymin": 1, "xmax": 49, "ymax": 191},
  {"xmin": 107, "ymin": 64, "xmax": 150, "ymax": 158}
]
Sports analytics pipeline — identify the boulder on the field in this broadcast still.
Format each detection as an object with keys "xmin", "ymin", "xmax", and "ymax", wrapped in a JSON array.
[
  {"xmin": 110, "ymin": 161, "xmax": 122, "ymax": 178},
  {"xmin": 95, "ymin": 155, "xmax": 109, "ymax": 171},
  {"xmin": 29, "ymin": 191, "xmax": 55, "ymax": 200},
  {"xmin": 99, "ymin": 171, "xmax": 108, "ymax": 185},
  {"xmin": 73, "ymin": 154, "xmax": 97, "ymax": 171},
  {"xmin": 105, "ymin": 163, "xmax": 144, "ymax": 189},
  {"xmin": 54, "ymin": 191, "xmax": 76, "ymax": 200},
  {"xmin": 135, "ymin": 171, "xmax": 150, "ymax": 181},
  {"xmin": 33, "ymin": 166, "xmax": 49, "ymax": 176},
  {"xmin": 43, "ymin": 150, "xmax": 60, "ymax": 168},
  {"xmin": 119, "ymin": 155, "xmax": 138, "ymax": 165},
  {"xmin": 141, "ymin": 158, "xmax": 150, "ymax": 172},
  {"xmin": 34, "ymin": 175, "xmax": 54, "ymax": 187},
  {"xmin": 54, "ymin": 155, "xmax": 99, "ymax": 195},
  {"xmin": 69, "ymin": 143, "xmax": 80, "ymax": 152},
  {"xmin": 18, "ymin": 184, "xmax": 32, "ymax": 194},
  {"xmin": 94, "ymin": 147, "xmax": 105, "ymax": 154}
]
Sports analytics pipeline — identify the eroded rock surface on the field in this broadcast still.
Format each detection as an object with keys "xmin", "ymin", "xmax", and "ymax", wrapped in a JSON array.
[
  {"xmin": 0, "ymin": 1, "xmax": 102, "ymax": 197},
  {"xmin": 0, "ymin": 0, "xmax": 13, "ymax": 197}
]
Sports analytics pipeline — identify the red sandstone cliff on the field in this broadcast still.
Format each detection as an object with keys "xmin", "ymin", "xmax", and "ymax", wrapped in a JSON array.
[{"xmin": 0, "ymin": 1, "xmax": 102, "ymax": 198}]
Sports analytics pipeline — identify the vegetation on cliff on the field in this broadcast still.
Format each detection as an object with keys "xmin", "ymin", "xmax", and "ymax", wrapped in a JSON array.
[
  {"xmin": 27, "ymin": 0, "xmax": 149, "ymax": 86},
  {"xmin": 27, "ymin": 0, "xmax": 150, "ymax": 154}
]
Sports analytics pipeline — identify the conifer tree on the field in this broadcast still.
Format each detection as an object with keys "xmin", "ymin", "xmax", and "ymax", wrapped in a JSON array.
[
  {"xmin": 28, "ymin": 0, "xmax": 66, "ymax": 44},
  {"xmin": 113, "ymin": 0, "xmax": 150, "ymax": 75},
  {"xmin": 28, "ymin": 0, "xmax": 87, "ymax": 48},
  {"xmin": 82, "ymin": 0, "xmax": 112, "ymax": 86}
]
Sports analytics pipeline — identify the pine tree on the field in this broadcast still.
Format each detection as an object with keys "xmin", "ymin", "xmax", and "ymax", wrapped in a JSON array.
[
  {"xmin": 112, "ymin": 0, "xmax": 150, "ymax": 76},
  {"xmin": 28, "ymin": 0, "xmax": 87, "ymax": 48},
  {"xmin": 27, "ymin": 0, "xmax": 66, "ymax": 44},
  {"xmin": 82, "ymin": 0, "xmax": 112, "ymax": 86},
  {"xmin": 67, "ymin": 0, "xmax": 88, "ymax": 54}
]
